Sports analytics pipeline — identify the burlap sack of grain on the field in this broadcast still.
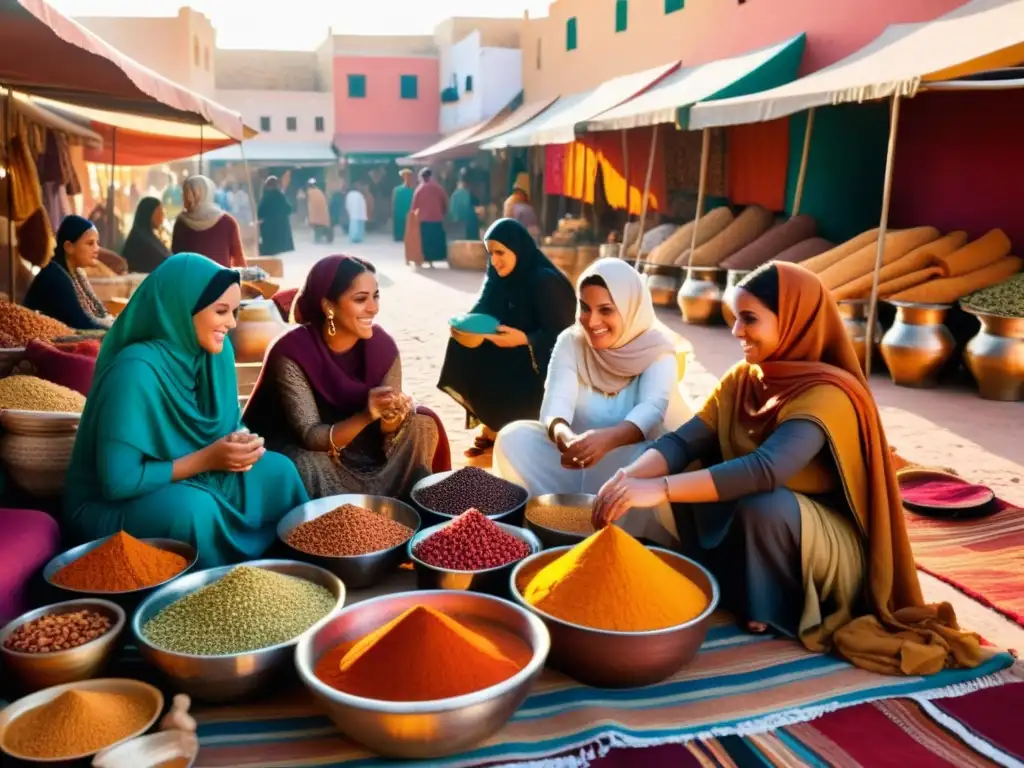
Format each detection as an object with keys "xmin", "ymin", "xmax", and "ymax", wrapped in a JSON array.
[
  {"xmin": 774, "ymin": 237, "xmax": 835, "ymax": 264},
  {"xmin": 627, "ymin": 223, "xmax": 677, "ymax": 260},
  {"xmin": 683, "ymin": 205, "xmax": 773, "ymax": 268},
  {"xmin": 936, "ymin": 229, "xmax": 1011, "ymax": 278},
  {"xmin": 817, "ymin": 227, "xmax": 939, "ymax": 291},
  {"xmin": 799, "ymin": 228, "xmax": 880, "ymax": 273},
  {"xmin": 832, "ymin": 231, "xmax": 967, "ymax": 301},
  {"xmin": 671, "ymin": 207, "xmax": 736, "ymax": 267},
  {"xmin": 877, "ymin": 267, "xmax": 946, "ymax": 297},
  {"xmin": 720, "ymin": 215, "xmax": 817, "ymax": 271},
  {"xmin": 889, "ymin": 256, "xmax": 1024, "ymax": 304}
]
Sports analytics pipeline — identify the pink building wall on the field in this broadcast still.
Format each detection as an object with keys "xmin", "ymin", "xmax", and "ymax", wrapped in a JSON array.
[{"xmin": 332, "ymin": 55, "xmax": 439, "ymax": 153}]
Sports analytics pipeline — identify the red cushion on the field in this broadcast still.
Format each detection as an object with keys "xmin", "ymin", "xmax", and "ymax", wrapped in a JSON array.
[
  {"xmin": 0, "ymin": 508, "xmax": 60, "ymax": 625},
  {"xmin": 24, "ymin": 339, "xmax": 97, "ymax": 396},
  {"xmin": 272, "ymin": 287, "xmax": 299, "ymax": 322}
]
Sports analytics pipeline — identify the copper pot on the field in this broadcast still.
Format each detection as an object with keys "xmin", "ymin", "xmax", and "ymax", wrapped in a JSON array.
[
  {"xmin": 677, "ymin": 268, "xmax": 725, "ymax": 325},
  {"xmin": 963, "ymin": 310, "xmax": 1024, "ymax": 401},
  {"xmin": 228, "ymin": 299, "xmax": 290, "ymax": 364},
  {"xmin": 879, "ymin": 302, "xmax": 955, "ymax": 388},
  {"xmin": 837, "ymin": 299, "xmax": 883, "ymax": 372},
  {"xmin": 721, "ymin": 269, "xmax": 751, "ymax": 327},
  {"xmin": 646, "ymin": 264, "xmax": 684, "ymax": 308}
]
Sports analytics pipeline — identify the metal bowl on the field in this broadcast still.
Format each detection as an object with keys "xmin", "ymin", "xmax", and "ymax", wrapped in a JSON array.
[
  {"xmin": 93, "ymin": 730, "xmax": 198, "ymax": 768},
  {"xmin": 133, "ymin": 560, "xmax": 345, "ymax": 703},
  {"xmin": 277, "ymin": 494, "xmax": 421, "ymax": 589},
  {"xmin": 43, "ymin": 536, "xmax": 198, "ymax": 613},
  {"xmin": 408, "ymin": 521, "xmax": 541, "ymax": 598},
  {"xmin": 0, "ymin": 599, "xmax": 126, "ymax": 694},
  {"xmin": 410, "ymin": 469, "xmax": 529, "ymax": 528},
  {"xmin": 0, "ymin": 409, "xmax": 80, "ymax": 436},
  {"xmin": 0, "ymin": 677, "xmax": 163, "ymax": 763},
  {"xmin": 294, "ymin": 590, "xmax": 550, "ymax": 759},
  {"xmin": 523, "ymin": 494, "xmax": 596, "ymax": 549},
  {"xmin": 509, "ymin": 546, "xmax": 719, "ymax": 688}
]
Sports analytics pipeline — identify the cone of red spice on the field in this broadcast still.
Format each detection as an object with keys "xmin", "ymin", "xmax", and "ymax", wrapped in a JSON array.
[
  {"xmin": 53, "ymin": 531, "xmax": 188, "ymax": 592},
  {"xmin": 413, "ymin": 509, "xmax": 529, "ymax": 570}
]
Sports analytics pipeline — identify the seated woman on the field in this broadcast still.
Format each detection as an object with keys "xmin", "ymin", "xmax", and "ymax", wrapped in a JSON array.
[
  {"xmin": 64, "ymin": 253, "xmax": 308, "ymax": 569},
  {"xmin": 243, "ymin": 255, "xmax": 439, "ymax": 499},
  {"xmin": 172, "ymin": 175, "xmax": 247, "ymax": 268},
  {"xmin": 594, "ymin": 262, "xmax": 981, "ymax": 676},
  {"xmin": 23, "ymin": 215, "xmax": 114, "ymax": 330},
  {"xmin": 437, "ymin": 218, "xmax": 576, "ymax": 460},
  {"xmin": 494, "ymin": 258, "xmax": 689, "ymax": 543},
  {"xmin": 122, "ymin": 196, "xmax": 171, "ymax": 273}
]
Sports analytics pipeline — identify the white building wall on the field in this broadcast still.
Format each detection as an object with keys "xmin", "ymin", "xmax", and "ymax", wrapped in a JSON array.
[
  {"xmin": 213, "ymin": 90, "xmax": 334, "ymax": 142},
  {"xmin": 480, "ymin": 46, "xmax": 522, "ymax": 118},
  {"xmin": 439, "ymin": 31, "xmax": 523, "ymax": 134}
]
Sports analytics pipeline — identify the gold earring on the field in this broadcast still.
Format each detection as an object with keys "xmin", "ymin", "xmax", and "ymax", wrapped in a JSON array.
[{"xmin": 327, "ymin": 310, "xmax": 336, "ymax": 337}]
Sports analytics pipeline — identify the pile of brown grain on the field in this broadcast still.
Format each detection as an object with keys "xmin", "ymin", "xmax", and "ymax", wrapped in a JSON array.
[
  {"xmin": 0, "ymin": 301, "xmax": 74, "ymax": 348},
  {"xmin": 0, "ymin": 375, "xmax": 86, "ymax": 412}
]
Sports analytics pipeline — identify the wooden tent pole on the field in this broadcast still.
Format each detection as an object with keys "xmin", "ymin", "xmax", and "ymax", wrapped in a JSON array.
[
  {"xmin": 632, "ymin": 123, "xmax": 659, "ymax": 268},
  {"xmin": 864, "ymin": 94, "xmax": 902, "ymax": 379},
  {"xmin": 685, "ymin": 127, "xmax": 711, "ymax": 278},
  {"xmin": 621, "ymin": 129, "xmax": 631, "ymax": 257},
  {"xmin": 240, "ymin": 141, "xmax": 258, "ymax": 258},
  {"xmin": 107, "ymin": 127, "xmax": 117, "ymax": 247},
  {"xmin": 791, "ymin": 107, "xmax": 816, "ymax": 217}
]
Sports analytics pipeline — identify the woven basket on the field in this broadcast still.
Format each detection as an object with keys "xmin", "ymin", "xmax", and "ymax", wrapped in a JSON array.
[
  {"xmin": 0, "ymin": 432, "xmax": 77, "ymax": 496},
  {"xmin": 87, "ymin": 273, "xmax": 148, "ymax": 302},
  {"xmin": 448, "ymin": 241, "xmax": 488, "ymax": 271}
]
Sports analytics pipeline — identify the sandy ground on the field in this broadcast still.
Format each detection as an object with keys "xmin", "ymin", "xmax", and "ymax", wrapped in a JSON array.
[{"xmin": 278, "ymin": 231, "xmax": 1024, "ymax": 652}]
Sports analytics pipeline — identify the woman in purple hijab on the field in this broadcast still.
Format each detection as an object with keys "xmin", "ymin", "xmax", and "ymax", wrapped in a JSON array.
[{"xmin": 243, "ymin": 255, "xmax": 442, "ymax": 498}]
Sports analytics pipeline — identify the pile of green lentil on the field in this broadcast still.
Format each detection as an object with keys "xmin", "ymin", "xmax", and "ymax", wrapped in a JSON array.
[
  {"xmin": 142, "ymin": 566, "xmax": 336, "ymax": 655},
  {"xmin": 961, "ymin": 274, "xmax": 1024, "ymax": 318}
]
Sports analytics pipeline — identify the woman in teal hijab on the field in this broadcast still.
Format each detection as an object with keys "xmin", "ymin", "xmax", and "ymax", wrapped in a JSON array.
[
  {"xmin": 391, "ymin": 169, "xmax": 414, "ymax": 241},
  {"xmin": 64, "ymin": 253, "xmax": 309, "ymax": 568}
]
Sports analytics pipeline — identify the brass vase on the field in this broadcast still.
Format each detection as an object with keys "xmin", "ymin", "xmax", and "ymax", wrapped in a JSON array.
[
  {"xmin": 879, "ymin": 301, "xmax": 955, "ymax": 388},
  {"xmin": 963, "ymin": 310, "xmax": 1024, "ymax": 401},
  {"xmin": 646, "ymin": 264, "xmax": 684, "ymax": 308},
  {"xmin": 721, "ymin": 269, "xmax": 751, "ymax": 327},
  {"xmin": 677, "ymin": 268, "xmax": 725, "ymax": 325},
  {"xmin": 837, "ymin": 299, "xmax": 883, "ymax": 372},
  {"xmin": 229, "ymin": 299, "xmax": 291, "ymax": 364}
]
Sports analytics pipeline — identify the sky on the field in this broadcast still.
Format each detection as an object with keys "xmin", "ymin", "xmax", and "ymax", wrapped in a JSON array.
[{"xmin": 49, "ymin": 0, "xmax": 551, "ymax": 49}]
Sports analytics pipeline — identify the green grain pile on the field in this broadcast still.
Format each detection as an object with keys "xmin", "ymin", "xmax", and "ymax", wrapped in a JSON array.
[
  {"xmin": 0, "ymin": 375, "xmax": 86, "ymax": 412},
  {"xmin": 961, "ymin": 274, "xmax": 1024, "ymax": 318},
  {"xmin": 142, "ymin": 565, "xmax": 336, "ymax": 655}
]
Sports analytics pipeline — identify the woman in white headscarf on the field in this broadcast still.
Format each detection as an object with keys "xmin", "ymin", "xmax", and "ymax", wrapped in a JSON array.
[
  {"xmin": 171, "ymin": 175, "xmax": 247, "ymax": 267},
  {"xmin": 493, "ymin": 258, "xmax": 691, "ymax": 544}
]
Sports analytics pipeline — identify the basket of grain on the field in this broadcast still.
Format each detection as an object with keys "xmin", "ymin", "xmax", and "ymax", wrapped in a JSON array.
[
  {"xmin": 1, "ymin": 432, "xmax": 78, "ymax": 495},
  {"xmin": 87, "ymin": 274, "xmax": 147, "ymax": 303},
  {"xmin": 448, "ymin": 241, "xmax": 489, "ymax": 271}
]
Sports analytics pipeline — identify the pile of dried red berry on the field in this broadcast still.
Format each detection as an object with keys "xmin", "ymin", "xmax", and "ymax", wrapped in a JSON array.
[{"xmin": 413, "ymin": 509, "xmax": 530, "ymax": 571}]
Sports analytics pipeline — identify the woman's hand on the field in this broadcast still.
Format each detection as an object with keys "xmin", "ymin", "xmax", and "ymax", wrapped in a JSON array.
[
  {"xmin": 203, "ymin": 431, "xmax": 265, "ymax": 473},
  {"xmin": 484, "ymin": 325, "xmax": 528, "ymax": 348},
  {"xmin": 593, "ymin": 470, "xmax": 668, "ymax": 529},
  {"xmin": 560, "ymin": 429, "xmax": 614, "ymax": 469},
  {"xmin": 381, "ymin": 393, "xmax": 414, "ymax": 432},
  {"xmin": 366, "ymin": 386, "xmax": 395, "ymax": 420}
]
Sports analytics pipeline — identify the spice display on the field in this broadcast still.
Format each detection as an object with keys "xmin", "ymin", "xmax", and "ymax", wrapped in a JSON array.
[
  {"xmin": 889, "ymin": 256, "xmax": 1024, "ymax": 304},
  {"xmin": 526, "ymin": 504, "xmax": 595, "ymax": 536},
  {"xmin": 521, "ymin": 526, "xmax": 708, "ymax": 632},
  {"xmin": 0, "ymin": 374, "xmax": 86, "ymax": 412},
  {"xmin": 961, "ymin": 273, "xmax": 1024, "ymax": 318},
  {"xmin": 286, "ymin": 503, "xmax": 414, "ymax": 557},
  {"xmin": 413, "ymin": 466, "xmax": 526, "ymax": 516},
  {"xmin": 1, "ymin": 688, "xmax": 154, "ymax": 759},
  {"xmin": 156, "ymin": 760, "xmax": 190, "ymax": 768},
  {"xmin": 53, "ymin": 531, "xmax": 189, "ymax": 592},
  {"xmin": 0, "ymin": 300, "xmax": 75, "ymax": 348},
  {"xmin": 142, "ymin": 565, "xmax": 336, "ymax": 655},
  {"xmin": 3, "ymin": 609, "xmax": 113, "ymax": 653},
  {"xmin": 315, "ymin": 604, "xmax": 530, "ymax": 701},
  {"xmin": 414, "ymin": 509, "xmax": 530, "ymax": 570}
]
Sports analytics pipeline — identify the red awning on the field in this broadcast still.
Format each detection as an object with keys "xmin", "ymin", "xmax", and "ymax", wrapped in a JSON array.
[{"xmin": 0, "ymin": 0, "xmax": 248, "ymax": 140}]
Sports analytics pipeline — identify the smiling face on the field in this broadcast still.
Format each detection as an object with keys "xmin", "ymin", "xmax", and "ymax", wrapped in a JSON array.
[
  {"xmin": 731, "ymin": 287, "xmax": 781, "ymax": 364},
  {"xmin": 578, "ymin": 283, "xmax": 624, "ymax": 350},
  {"xmin": 63, "ymin": 227, "xmax": 100, "ymax": 269},
  {"xmin": 486, "ymin": 239, "xmax": 517, "ymax": 278},
  {"xmin": 322, "ymin": 271, "xmax": 380, "ymax": 341},
  {"xmin": 192, "ymin": 282, "xmax": 241, "ymax": 354}
]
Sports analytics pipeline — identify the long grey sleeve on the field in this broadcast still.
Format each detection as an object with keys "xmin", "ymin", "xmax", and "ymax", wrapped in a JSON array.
[
  {"xmin": 651, "ymin": 416, "xmax": 720, "ymax": 473},
  {"xmin": 708, "ymin": 419, "xmax": 827, "ymax": 500}
]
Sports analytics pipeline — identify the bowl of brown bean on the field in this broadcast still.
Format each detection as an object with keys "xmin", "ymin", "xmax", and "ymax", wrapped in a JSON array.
[
  {"xmin": 410, "ymin": 467, "xmax": 529, "ymax": 528},
  {"xmin": 524, "ymin": 494, "xmax": 597, "ymax": 549},
  {"xmin": 277, "ymin": 495, "xmax": 421, "ymax": 589},
  {"xmin": 0, "ymin": 599, "xmax": 126, "ymax": 694}
]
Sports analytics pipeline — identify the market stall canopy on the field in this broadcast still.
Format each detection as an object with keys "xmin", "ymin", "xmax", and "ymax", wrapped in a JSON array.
[
  {"xmin": 481, "ymin": 62, "xmax": 680, "ymax": 149},
  {"xmin": 333, "ymin": 133, "xmax": 439, "ymax": 162},
  {"xmin": 406, "ymin": 119, "xmax": 492, "ymax": 162},
  {"xmin": 200, "ymin": 141, "xmax": 338, "ymax": 167},
  {"xmin": 926, "ymin": 65, "xmax": 1024, "ymax": 90},
  {"xmin": 9, "ymin": 91, "xmax": 103, "ymax": 149},
  {"xmin": 34, "ymin": 98, "xmax": 247, "ymax": 166},
  {"xmin": 577, "ymin": 34, "xmax": 806, "ymax": 133},
  {"xmin": 451, "ymin": 96, "xmax": 558, "ymax": 153},
  {"xmin": 689, "ymin": 0, "xmax": 1024, "ymax": 129},
  {"xmin": 0, "ymin": 0, "xmax": 249, "ymax": 140}
]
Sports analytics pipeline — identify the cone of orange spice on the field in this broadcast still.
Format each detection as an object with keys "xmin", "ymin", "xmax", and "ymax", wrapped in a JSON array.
[{"xmin": 53, "ymin": 531, "xmax": 188, "ymax": 592}]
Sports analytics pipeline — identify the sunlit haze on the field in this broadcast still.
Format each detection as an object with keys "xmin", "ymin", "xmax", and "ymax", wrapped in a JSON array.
[{"xmin": 49, "ymin": 0, "xmax": 551, "ymax": 49}]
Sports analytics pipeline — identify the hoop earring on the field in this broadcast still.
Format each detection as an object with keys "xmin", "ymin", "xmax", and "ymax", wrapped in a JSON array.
[{"xmin": 327, "ymin": 310, "xmax": 336, "ymax": 337}]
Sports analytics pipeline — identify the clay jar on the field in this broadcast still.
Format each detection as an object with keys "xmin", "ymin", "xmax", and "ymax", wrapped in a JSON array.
[
  {"xmin": 963, "ymin": 310, "xmax": 1024, "ymax": 401},
  {"xmin": 228, "ymin": 299, "xmax": 290, "ymax": 364}
]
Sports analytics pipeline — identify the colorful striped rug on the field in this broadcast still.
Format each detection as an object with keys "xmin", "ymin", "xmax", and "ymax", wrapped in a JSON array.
[{"xmin": 189, "ymin": 618, "xmax": 1018, "ymax": 768}]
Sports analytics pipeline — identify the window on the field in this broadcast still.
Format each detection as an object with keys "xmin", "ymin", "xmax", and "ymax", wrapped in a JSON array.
[
  {"xmin": 203, "ymin": 47, "xmax": 210, "ymax": 71},
  {"xmin": 347, "ymin": 74, "xmax": 367, "ymax": 98},
  {"xmin": 465, "ymin": 75, "xmax": 474, "ymax": 93},
  {"xmin": 536, "ymin": 39, "xmax": 542, "ymax": 69},
  {"xmin": 615, "ymin": 0, "xmax": 628, "ymax": 32},
  {"xmin": 400, "ymin": 74, "xmax": 418, "ymax": 100},
  {"xmin": 259, "ymin": 116, "xmax": 271, "ymax": 132},
  {"xmin": 314, "ymin": 116, "xmax": 325, "ymax": 133},
  {"xmin": 566, "ymin": 17, "xmax": 578, "ymax": 51},
  {"xmin": 286, "ymin": 116, "xmax": 297, "ymax": 132},
  {"xmin": 665, "ymin": 0, "xmax": 685, "ymax": 12},
  {"xmin": 193, "ymin": 36, "xmax": 200, "ymax": 66}
]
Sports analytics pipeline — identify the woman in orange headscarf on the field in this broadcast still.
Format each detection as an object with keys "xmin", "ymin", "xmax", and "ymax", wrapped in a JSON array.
[{"xmin": 594, "ymin": 261, "xmax": 981, "ymax": 676}]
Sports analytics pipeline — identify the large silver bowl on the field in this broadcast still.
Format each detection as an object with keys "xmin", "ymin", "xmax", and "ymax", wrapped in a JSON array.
[
  {"xmin": 133, "ymin": 559, "xmax": 345, "ymax": 703},
  {"xmin": 93, "ymin": 730, "xmax": 198, "ymax": 768},
  {"xmin": 408, "ymin": 521, "xmax": 541, "ymax": 598},
  {"xmin": 294, "ymin": 590, "xmax": 550, "ymax": 759},
  {"xmin": 410, "ymin": 469, "xmax": 529, "ymax": 527},
  {"xmin": 0, "ymin": 677, "xmax": 163, "ymax": 763},
  {"xmin": 510, "ymin": 546, "xmax": 719, "ymax": 688},
  {"xmin": 277, "ymin": 494, "xmax": 420, "ymax": 589},
  {"xmin": 43, "ymin": 536, "xmax": 198, "ymax": 613},
  {"xmin": 0, "ymin": 599, "xmax": 126, "ymax": 694},
  {"xmin": 523, "ymin": 493, "xmax": 596, "ymax": 549}
]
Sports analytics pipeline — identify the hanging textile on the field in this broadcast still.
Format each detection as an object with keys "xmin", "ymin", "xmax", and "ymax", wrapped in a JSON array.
[
  {"xmin": 590, "ymin": 130, "xmax": 667, "ymax": 215},
  {"xmin": 726, "ymin": 118, "xmax": 790, "ymax": 212},
  {"xmin": 544, "ymin": 144, "xmax": 567, "ymax": 197},
  {"xmin": 663, "ymin": 128, "xmax": 727, "ymax": 198},
  {"xmin": 563, "ymin": 140, "xmax": 599, "ymax": 205}
]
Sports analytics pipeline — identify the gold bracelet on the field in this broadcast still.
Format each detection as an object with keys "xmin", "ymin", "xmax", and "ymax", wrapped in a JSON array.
[
  {"xmin": 526, "ymin": 342, "xmax": 539, "ymax": 375},
  {"xmin": 328, "ymin": 423, "xmax": 341, "ymax": 460}
]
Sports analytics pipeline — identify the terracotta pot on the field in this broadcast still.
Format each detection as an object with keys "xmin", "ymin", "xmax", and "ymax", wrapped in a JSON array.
[
  {"xmin": 229, "ymin": 299, "xmax": 290, "ymax": 364},
  {"xmin": 721, "ymin": 269, "xmax": 751, "ymax": 327},
  {"xmin": 963, "ymin": 310, "xmax": 1024, "ymax": 401},
  {"xmin": 542, "ymin": 246, "xmax": 578, "ymax": 284},
  {"xmin": 645, "ymin": 264, "xmax": 683, "ymax": 307},
  {"xmin": 837, "ymin": 299, "xmax": 883, "ymax": 372},
  {"xmin": 677, "ymin": 268, "xmax": 725, "ymax": 325},
  {"xmin": 448, "ymin": 241, "xmax": 488, "ymax": 271},
  {"xmin": 879, "ymin": 302, "xmax": 955, "ymax": 388}
]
